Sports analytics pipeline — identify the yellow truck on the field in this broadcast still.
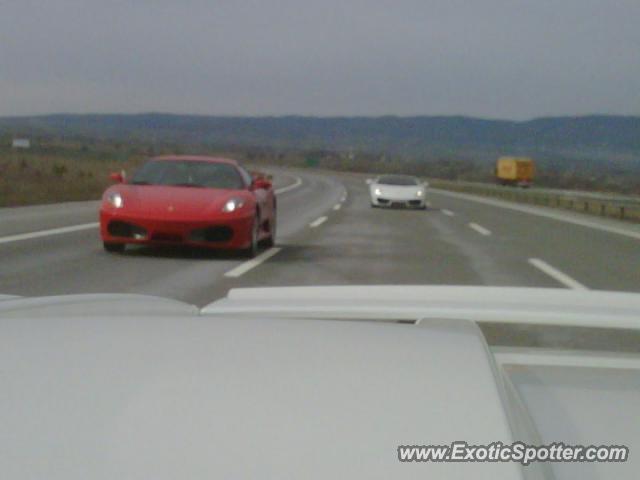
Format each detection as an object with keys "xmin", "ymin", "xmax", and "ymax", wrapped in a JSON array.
[{"xmin": 495, "ymin": 156, "xmax": 535, "ymax": 187}]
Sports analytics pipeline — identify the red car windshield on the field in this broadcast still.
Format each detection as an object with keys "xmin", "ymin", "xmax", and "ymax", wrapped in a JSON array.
[{"xmin": 131, "ymin": 160, "xmax": 244, "ymax": 189}]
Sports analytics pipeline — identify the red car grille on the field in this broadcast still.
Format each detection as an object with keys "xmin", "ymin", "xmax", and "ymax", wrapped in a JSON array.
[
  {"xmin": 189, "ymin": 226, "xmax": 234, "ymax": 243},
  {"xmin": 107, "ymin": 221, "xmax": 148, "ymax": 239},
  {"xmin": 151, "ymin": 232, "xmax": 183, "ymax": 242}
]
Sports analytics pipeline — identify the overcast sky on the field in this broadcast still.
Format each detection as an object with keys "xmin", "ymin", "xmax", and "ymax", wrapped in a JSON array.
[{"xmin": 1, "ymin": 0, "xmax": 639, "ymax": 119}]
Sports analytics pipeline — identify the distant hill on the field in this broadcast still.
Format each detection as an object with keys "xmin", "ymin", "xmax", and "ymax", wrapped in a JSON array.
[{"xmin": 1, "ymin": 113, "xmax": 639, "ymax": 166}]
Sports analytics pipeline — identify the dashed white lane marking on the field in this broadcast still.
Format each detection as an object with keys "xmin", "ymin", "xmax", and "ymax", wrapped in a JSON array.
[
  {"xmin": 0, "ymin": 175, "xmax": 305, "ymax": 246},
  {"xmin": 333, "ymin": 204, "xmax": 341, "ymax": 211},
  {"xmin": 309, "ymin": 216, "xmax": 328, "ymax": 228},
  {"xmin": 528, "ymin": 258, "xmax": 588, "ymax": 290},
  {"xmin": 432, "ymin": 188, "xmax": 640, "ymax": 241},
  {"xmin": 441, "ymin": 209, "xmax": 455, "ymax": 216},
  {"xmin": 274, "ymin": 176, "xmax": 303, "ymax": 194},
  {"xmin": 468, "ymin": 222, "xmax": 492, "ymax": 236},
  {"xmin": 224, "ymin": 247, "xmax": 282, "ymax": 278},
  {"xmin": 0, "ymin": 222, "xmax": 99, "ymax": 245}
]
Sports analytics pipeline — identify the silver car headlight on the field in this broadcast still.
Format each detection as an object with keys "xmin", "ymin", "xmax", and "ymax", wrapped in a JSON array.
[
  {"xmin": 107, "ymin": 192, "xmax": 124, "ymax": 208},
  {"xmin": 416, "ymin": 190, "xmax": 424, "ymax": 197},
  {"xmin": 222, "ymin": 197, "xmax": 246, "ymax": 213},
  {"xmin": 374, "ymin": 188, "xmax": 382, "ymax": 196}
]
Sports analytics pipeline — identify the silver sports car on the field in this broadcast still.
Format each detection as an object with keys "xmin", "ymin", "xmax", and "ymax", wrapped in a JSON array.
[{"xmin": 369, "ymin": 174, "xmax": 428, "ymax": 209}]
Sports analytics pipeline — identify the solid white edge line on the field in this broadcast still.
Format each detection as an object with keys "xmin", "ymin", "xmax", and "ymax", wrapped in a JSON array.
[
  {"xmin": 528, "ymin": 258, "xmax": 588, "ymax": 290},
  {"xmin": 432, "ymin": 188, "xmax": 640, "ymax": 241},
  {"xmin": 468, "ymin": 222, "xmax": 492, "ymax": 236},
  {"xmin": 274, "ymin": 176, "xmax": 303, "ymax": 194},
  {"xmin": 441, "ymin": 209, "xmax": 455, "ymax": 216},
  {"xmin": 309, "ymin": 216, "xmax": 328, "ymax": 228},
  {"xmin": 0, "ymin": 222, "xmax": 99, "ymax": 245},
  {"xmin": 224, "ymin": 247, "xmax": 282, "ymax": 278}
]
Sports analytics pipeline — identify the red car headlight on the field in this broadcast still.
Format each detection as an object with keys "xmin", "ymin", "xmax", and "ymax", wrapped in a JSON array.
[
  {"xmin": 107, "ymin": 192, "xmax": 124, "ymax": 208},
  {"xmin": 222, "ymin": 198, "xmax": 245, "ymax": 213}
]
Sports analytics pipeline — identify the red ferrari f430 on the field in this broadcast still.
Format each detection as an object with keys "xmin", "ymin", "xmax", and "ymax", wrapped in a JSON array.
[{"xmin": 100, "ymin": 156, "xmax": 276, "ymax": 257}]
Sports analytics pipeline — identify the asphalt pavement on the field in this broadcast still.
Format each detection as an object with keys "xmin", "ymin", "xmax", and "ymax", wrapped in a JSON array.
[{"xmin": 0, "ymin": 168, "xmax": 638, "ymax": 309}]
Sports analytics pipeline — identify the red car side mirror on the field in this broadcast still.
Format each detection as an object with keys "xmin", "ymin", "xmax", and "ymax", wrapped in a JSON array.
[
  {"xmin": 251, "ymin": 178, "xmax": 272, "ymax": 191},
  {"xmin": 109, "ymin": 171, "xmax": 125, "ymax": 183}
]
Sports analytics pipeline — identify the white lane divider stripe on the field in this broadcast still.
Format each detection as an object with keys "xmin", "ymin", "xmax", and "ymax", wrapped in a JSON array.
[
  {"xmin": 333, "ymin": 204, "xmax": 341, "ymax": 211},
  {"xmin": 274, "ymin": 176, "xmax": 303, "ymax": 194},
  {"xmin": 528, "ymin": 258, "xmax": 588, "ymax": 290},
  {"xmin": 224, "ymin": 247, "xmax": 282, "ymax": 278},
  {"xmin": 441, "ymin": 209, "xmax": 455, "ymax": 216},
  {"xmin": 469, "ymin": 222, "xmax": 492, "ymax": 236},
  {"xmin": 309, "ymin": 216, "xmax": 328, "ymax": 228},
  {"xmin": 0, "ymin": 222, "xmax": 99, "ymax": 245}
]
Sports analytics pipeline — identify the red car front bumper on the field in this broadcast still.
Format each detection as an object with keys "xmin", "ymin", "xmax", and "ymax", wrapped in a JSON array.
[{"xmin": 100, "ymin": 209, "xmax": 255, "ymax": 250}]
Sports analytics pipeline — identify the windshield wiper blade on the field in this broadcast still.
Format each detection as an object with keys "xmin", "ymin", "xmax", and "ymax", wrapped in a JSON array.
[
  {"xmin": 169, "ymin": 183, "xmax": 205, "ymax": 188},
  {"xmin": 131, "ymin": 180, "xmax": 151, "ymax": 185}
]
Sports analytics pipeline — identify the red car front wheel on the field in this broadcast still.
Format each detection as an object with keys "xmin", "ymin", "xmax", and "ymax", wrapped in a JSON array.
[
  {"xmin": 243, "ymin": 218, "xmax": 259, "ymax": 258},
  {"xmin": 263, "ymin": 214, "xmax": 276, "ymax": 248}
]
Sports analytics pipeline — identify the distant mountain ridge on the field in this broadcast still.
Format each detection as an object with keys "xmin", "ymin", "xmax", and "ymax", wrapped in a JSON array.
[{"xmin": 1, "ymin": 113, "xmax": 639, "ymax": 161}]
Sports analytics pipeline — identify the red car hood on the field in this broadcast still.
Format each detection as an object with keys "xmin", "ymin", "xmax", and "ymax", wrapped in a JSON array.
[{"xmin": 115, "ymin": 185, "xmax": 249, "ymax": 218}]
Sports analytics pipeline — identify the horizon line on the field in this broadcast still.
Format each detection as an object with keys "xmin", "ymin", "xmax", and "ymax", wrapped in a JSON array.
[{"xmin": 1, "ymin": 112, "xmax": 638, "ymax": 123}]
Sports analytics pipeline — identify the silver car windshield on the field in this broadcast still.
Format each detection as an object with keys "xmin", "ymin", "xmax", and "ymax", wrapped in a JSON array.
[{"xmin": 377, "ymin": 175, "xmax": 420, "ymax": 186}]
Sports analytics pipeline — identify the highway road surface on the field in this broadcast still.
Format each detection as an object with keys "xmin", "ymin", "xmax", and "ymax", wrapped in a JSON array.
[{"xmin": 1, "ymin": 168, "xmax": 639, "ymax": 312}]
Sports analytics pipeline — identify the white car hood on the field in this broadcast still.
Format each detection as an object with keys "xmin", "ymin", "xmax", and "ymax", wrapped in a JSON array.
[
  {"xmin": 371, "ymin": 183, "xmax": 423, "ymax": 200},
  {"xmin": 1, "ymin": 286, "xmax": 638, "ymax": 480}
]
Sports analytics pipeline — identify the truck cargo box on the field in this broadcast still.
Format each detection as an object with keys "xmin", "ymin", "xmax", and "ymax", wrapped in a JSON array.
[{"xmin": 496, "ymin": 156, "xmax": 534, "ymax": 186}]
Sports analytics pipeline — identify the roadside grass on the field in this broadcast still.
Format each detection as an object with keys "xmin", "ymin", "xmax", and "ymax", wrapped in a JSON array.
[{"xmin": 0, "ymin": 144, "xmax": 146, "ymax": 207}]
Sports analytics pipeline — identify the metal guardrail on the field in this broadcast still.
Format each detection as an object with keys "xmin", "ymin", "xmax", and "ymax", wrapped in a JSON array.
[{"xmin": 427, "ymin": 179, "xmax": 640, "ymax": 223}]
